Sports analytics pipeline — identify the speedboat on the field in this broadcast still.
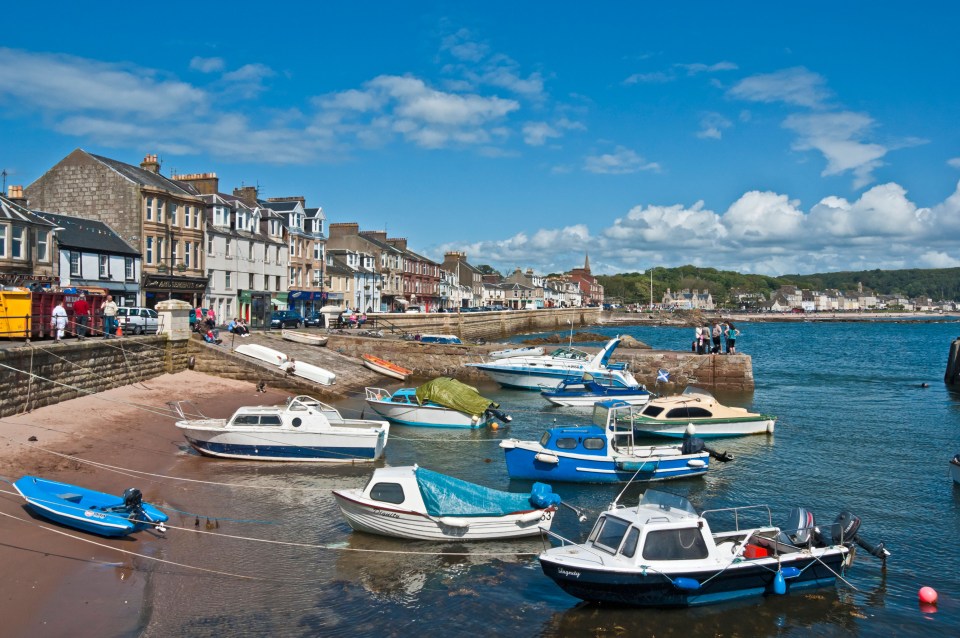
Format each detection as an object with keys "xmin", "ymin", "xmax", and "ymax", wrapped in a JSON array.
[
  {"xmin": 630, "ymin": 387, "xmax": 776, "ymax": 439},
  {"xmin": 499, "ymin": 400, "xmax": 721, "ymax": 483},
  {"xmin": 364, "ymin": 377, "xmax": 511, "ymax": 429},
  {"xmin": 467, "ymin": 337, "xmax": 625, "ymax": 390},
  {"xmin": 952, "ymin": 454, "xmax": 960, "ymax": 485},
  {"xmin": 173, "ymin": 395, "xmax": 389, "ymax": 462},
  {"xmin": 332, "ymin": 465, "xmax": 561, "ymax": 540},
  {"xmin": 539, "ymin": 489, "xmax": 890, "ymax": 607},
  {"xmin": 540, "ymin": 369, "xmax": 651, "ymax": 407},
  {"xmin": 489, "ymin": 346, "xmax": 545, "ymax": 359},
  {"xmin": 13, "ymin": 476, "xmax": 168, "ymax": 537}
]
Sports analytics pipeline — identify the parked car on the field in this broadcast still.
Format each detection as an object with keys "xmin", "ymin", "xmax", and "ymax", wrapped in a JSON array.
[
  {"xmin": 117, "ymin": 306, "xmax": 160, "ymax": 335},
  {"xmin": 304, "ymin": 311, "xmax": 324, "ymax": 327},
  {"xmin": 270, "ymin": 310, "xmax": 305, "ymax": 329},
  {"xmin": 405, "ymin": 305, "xmax": 423, "ymax": 313}
]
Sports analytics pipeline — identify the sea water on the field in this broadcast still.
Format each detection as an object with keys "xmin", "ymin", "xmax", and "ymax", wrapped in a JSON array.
[{"xmin": 142, "ymin": 319, "xmax": 960, "ymax": 637}]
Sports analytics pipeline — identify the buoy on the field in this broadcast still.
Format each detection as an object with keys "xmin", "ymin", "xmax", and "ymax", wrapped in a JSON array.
[
  {"xmin": 919, "ymin": 586, "xmax": 938, "ymax": 605},
  {"xmin": 491, "ymin": 423, "xmax": 499, "ymax": 430},
  {"xmin": 685, "ymin": 423, "xmax": 696, "ymax": 437},
  {"xmin": 773, "ymin": 570, "xmax": 787, "ymax": 595},
  {"xmin": 672, "ymin": 577, "xmax": 700, "ymax": 591}
]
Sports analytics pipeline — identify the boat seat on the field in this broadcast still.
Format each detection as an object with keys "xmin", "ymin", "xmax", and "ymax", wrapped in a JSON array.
[{"xmin": 57, "ymin": 493, "xmax": 83, "ymax": 503}]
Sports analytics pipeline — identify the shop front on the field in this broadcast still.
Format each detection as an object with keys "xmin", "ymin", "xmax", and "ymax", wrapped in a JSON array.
[
  {"xmin": 143, "ymin": 273, "xmax": 207, "ymax": 310},
  {"xmin": 239, "ymin": 289, "xmax": 273, "ymax": 329},
  {"xmin": 288, "ymin": 289, "xmax": 327, "ymax": 316}
]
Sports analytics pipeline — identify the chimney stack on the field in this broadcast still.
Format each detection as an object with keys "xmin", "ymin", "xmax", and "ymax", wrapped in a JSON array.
[
  {"xmin": 233, "ymin": 186, "xmax": 259, "ymax": 207},
  {"xmin": 140, "ymin": 154, "xmax": 161, "ymax": 174},
  {"xmin": 6, "ymin": 185, "xmax": 28, "ymax": 206},
  {"xmin": 175, "ymin": 172, "xmax": 220, "ymax": 195}
]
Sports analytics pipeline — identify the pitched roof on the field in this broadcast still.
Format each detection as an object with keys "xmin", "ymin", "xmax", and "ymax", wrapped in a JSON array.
[
  {"xmin": 32, "ymin": 211, "xmax": 139, "ymax": 256},
  {"xmin": 88, "ymin": 153, "xmax": 199, "ymax": 198},
  {"xmin": 0, "ymin": 194, "xmax": 56, "ymax": 227}
]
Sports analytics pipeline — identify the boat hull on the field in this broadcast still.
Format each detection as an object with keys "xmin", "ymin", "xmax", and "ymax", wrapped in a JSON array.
[
  {"xmin": 539, "ymin": 550, "xmax": 847, "ymax": 607},
  {"xmin": 469, "ymin": 365, "xmax": 579, "ymax": 390},
  {"xmin": 365, "ymin": 399, "xmax": 491, "ymax": 428},
  {"xmin": 951, "ymin": 457, "xmax": 960, "ymax": 485},
  {"xmin": 332, "ymin": 490, "xmax": 552, "ymax": 540},
  {"xmin": 282, "ymin": 329, "xmax": 328, "ymax": 346},
  {"xmin": 632, "ymin": 417, "xmax": 776, "ymax": 439},
  {"xmin": 289, "ymin": 361, "xmax": 336, "ymax": 385},
  {"xmin": 542, "ymin": 392, "xmax": 650, "ymax": 407},
  {"xmin": 235, "ymin": 343, "xmax": 287, "ymax": 365},
  {"xmin": 180, "ymin": 428, "xmax": 387, "ymax": 462},
  {"xmin": 501, "ymin": 442, "xmax": 707, "ymax": 483},
  {"xmin": 13, "ymin": 476, "xmax": 168, "ymax": 537},
  {"xmin": 361, "ymin": 355, "xmax": 411, "ymax": 381}
]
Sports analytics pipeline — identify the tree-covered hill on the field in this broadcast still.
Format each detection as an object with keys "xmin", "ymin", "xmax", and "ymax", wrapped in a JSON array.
[{"xmin": 596, "ymin": 267, "xmax": 960, "ymax": 305}]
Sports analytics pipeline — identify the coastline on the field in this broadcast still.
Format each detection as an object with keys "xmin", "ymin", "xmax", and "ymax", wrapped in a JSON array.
[
  {"xmin": 603, "ymin": 309, "xmax": 960, "ymax": 326},
  {"xmin": 0, "ymin": 371, "xmax": 289, "ymax": 637}
]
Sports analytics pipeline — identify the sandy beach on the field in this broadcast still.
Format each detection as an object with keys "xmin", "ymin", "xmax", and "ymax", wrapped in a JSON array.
[{"xmin": 0, "ymin": 371, "xmax": 289, "ymax": 637}]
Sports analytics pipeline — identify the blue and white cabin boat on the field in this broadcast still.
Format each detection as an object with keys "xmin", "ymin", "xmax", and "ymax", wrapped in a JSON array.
[
  {"xmin": 13, "ymin": 476, "xmax": 168, "ymax": 537},
  {"xmin": 419, "ymin": 334, "xmax": 462, "ymax": 344},
  {"xmin": 174, "ymin": 396, "xmax": 389, "ymax": 462},
  {"xmin": 499, "ymin": 400, "xmax": 709, "ymax": 483},
  {"xmin": 540, "ymin": 369, "xmax": 652, "ymax": 407},
  {"xmin": 467, "ymin": 337, "xmax": 625, "ymax": 391},
  {"xmin": 364, "ymin": 377, "xmax": 511, "ymax": 429},
  {"xmin": 539, "ymin": 489, "xmax": 889, "ymax": 607}
]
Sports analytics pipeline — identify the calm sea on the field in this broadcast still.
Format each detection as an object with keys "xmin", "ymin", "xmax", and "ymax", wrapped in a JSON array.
[{"xmin": 142, "ymin": 320, "xmax": 960, "ymax": 637}]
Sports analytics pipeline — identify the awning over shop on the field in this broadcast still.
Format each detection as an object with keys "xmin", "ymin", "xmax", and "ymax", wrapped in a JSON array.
[
  {"xmin": 395, "ymin": 298, "xmax": 409, "ymax": 306},
  {"xmin": 289, "ymin": 290, "xmax": 323, "ymax": 301}
]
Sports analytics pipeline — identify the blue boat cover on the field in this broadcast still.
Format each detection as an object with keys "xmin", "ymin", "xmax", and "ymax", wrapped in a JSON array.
[{"xmin": 415, "ymin": 467, "xmax": 555, "ymax": 517}]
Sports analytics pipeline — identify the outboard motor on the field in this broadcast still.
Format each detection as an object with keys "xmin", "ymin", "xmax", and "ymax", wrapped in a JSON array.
[
  {"xmin": 779, "ymin": 506, "xmax": 817, "ymax": 547},
  {"xmin": 831, "ymin": 511, "xmax": 890, "ymax": 561},
  {"xmin": 681, "ymin": 435, "xmax": 733, "ymax": 463},
  {"xmin": 486, "ymin": 407, "xmax": 513, "ymax": 424},
  {"xmin": 122, "ymin": 487, "xmax": 144, "ymax": 511}
]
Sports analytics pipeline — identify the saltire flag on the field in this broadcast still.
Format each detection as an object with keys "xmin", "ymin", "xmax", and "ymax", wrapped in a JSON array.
[{"xmin": 657, "ymin": 368, "xmax": 670, "ymax": 383}]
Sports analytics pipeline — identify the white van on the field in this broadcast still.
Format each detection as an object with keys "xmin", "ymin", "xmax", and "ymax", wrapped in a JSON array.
[{"xmin": 405, "ymin": 305, "xmax": 423, "ymax": 313}]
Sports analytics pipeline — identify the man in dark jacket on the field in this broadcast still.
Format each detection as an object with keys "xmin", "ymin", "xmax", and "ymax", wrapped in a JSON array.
[{"xmin": 73, "ymin": 293, "xmax": 90, "ymax": 340}]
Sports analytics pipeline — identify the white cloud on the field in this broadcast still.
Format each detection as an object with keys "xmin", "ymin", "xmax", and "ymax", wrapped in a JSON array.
[
  {"xmin": 722, "ymin": 191, "xmax": 805, "ymax": 241},
  {"xmin": 623, "ymin": 71, "xmax": 673, "ymax": 85},
  {"xmin": 696, "ymin": 112, "xmax": 732, "ymax": 139},
  {"xmin": 190, "ymin": 56, "xmax": 224, "ymax": 73},
  {"xmin": 918, "ymin": 251, "xmax": 960, "ymax": 268},
  {"xmin": 784, "ymin": 111, "xmax": 887, "ymax": 188},
  {"xmin": 949, "ymin": 157, "xmax": 960, "ymax": 169},
  {"xmin": 728, "ymin": 67, "xmax": 831, "ymax": 108},
  {"xmin": 677, "ymin": 61, "xmax": 738, "ymax": 75},
  {"xmin": 522, "ymin": 122, "xmax": 560, "ymax": 146},
  {"xmin": 584, "ymin": 146, "xmax": 660, "ymax": 174}
]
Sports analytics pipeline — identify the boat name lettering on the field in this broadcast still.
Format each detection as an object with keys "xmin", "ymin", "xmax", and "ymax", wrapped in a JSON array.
[
  {"xmin": 372, "ymin": 508, "xmax": 401, "ymax": 519},
  {"xmin": 84, "ymin": 510, "xmax": 106, "ymax": 519},
  {"xmin": 557, "ymin": 568, "xmax": 581, "ymax": 579}
]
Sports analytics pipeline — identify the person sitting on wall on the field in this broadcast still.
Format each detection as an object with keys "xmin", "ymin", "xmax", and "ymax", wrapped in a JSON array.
[
  {"xmin": 204, "ymin": 328, "xmax": 222, "ymax": 345},
  {"xmin": 233, "ymin": 318, "xmax": 250, "ymax": 337}
]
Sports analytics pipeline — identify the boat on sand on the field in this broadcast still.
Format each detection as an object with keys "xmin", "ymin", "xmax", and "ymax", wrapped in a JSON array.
[{"xmin": 361, "ymin": 354, "xmax": 412, "ymax": 381}]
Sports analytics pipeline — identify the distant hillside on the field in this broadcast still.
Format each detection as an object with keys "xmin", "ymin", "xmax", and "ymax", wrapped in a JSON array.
[{"xmin": 596, "ymin": 267, "xmax": 960, "ymax": 305}]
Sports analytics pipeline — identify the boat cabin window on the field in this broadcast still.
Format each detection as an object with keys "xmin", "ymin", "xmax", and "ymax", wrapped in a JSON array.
[
  {"xmin": 539, "ymin": 432, "xmax": 551, "ymax": 446},
  {"xmin": 590, "ymin": 515, "xmax": 632, "ymax": 554},
  {"xmin": 642, "ymin": 528, "xmax": 709, "ymax": 561},
  {"xmin": 641, "ymin": 405, "xmax": 664, "ymax": 417},
  {"xmin": 620, "ymin": 527, "xmax": 640, "ymax": 558},
  {"xmin": 260, "ymin": 415, "xmax": 283, "ymax": 426},
  {"xmin": 370, "ymin": 482, "xmax": 405, "ymax": 505},
  {"xmin": 583, "ymin": 437, "xmax": 605, "ymax": 451},
  {"xmin": 665, "ymin": 407, "xmax": 713, "ymax": 419},
  {"xmin": 232, "ymin": 415, "xmax": 259, "ymax": 425},
  {"xmin": 555, "ymin": 437, "xmax": 578, "ymax": 450}
]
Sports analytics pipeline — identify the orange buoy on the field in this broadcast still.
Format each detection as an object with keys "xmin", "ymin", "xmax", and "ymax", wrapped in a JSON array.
[{"xmin": 919, "ymin": 586, "xmax": 938, "ymax": 605}]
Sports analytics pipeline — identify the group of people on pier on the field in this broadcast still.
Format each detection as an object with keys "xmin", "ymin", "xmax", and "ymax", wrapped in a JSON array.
[{"xmin": 693, "ymin": 322, "xmax": 740, "ymax": 355}]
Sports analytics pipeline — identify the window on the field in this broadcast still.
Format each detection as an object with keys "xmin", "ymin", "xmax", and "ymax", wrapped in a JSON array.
[
  {"xmin": 184, "ymin": 205, "xmax": 191, "ymax": 228},
  {"xmin": 642, "ymin": 529, "xmax": 710, "ymax": 561},
  {"xmin": 249, "ymin": 273, "xmax": 254, "ymax": 289},
  {"xmin": 157, "ymin": 238, "xmax": 165, "ymax": 264},
  {"xmin": 184, "ymin": 242, "xmax": 192, "ymax": 268},
  {"xmin": 157, "ymin": 200, "xmax": 165, "ymax": 223},
  {"xmin": 146, "ymin": 197, "xmax": 154, "ymax": 221},
  {"xmin": 0, "ymin": 225, "xmax": 5, "ymax": 257},
  {"xmin": 583, "ymin": 437, "xmax": 606, "ymax": 451},
  {"xmin": 214, "ymin": 206, "xmax": 227, "ymax": 227},
  {"xmin": 591, "ymin": 516, "xmax": 631, "ymax": 554},
  {"xmin": 207, "ymin": 236, "xmax": 214, "ymax": 255},
  {"xmin": 665, "ymin": 407, "xmax": 713, "ymax": 419},
  {"xmin": 173, "ymin": 240, "xmax": 180, "ymax": 264},
  {"xmin": 11, "ymin": 226, "xmax": 24, "ymax": 259},
  {"xmin": 555, "ymin": 438, "xmax": 577, "ymax": 450},
  {"xmin": 259, "ymin": 415, "xmax": 282, "ymax": 426},
  {"xmin": 193, "ymin": 243, "xmax": 200, "ymax": 268},
  {"xmin": 170, "ymin": 203, "xmax": 178, "ymax": 227},
  {"xmin": 225, "ymin": 238, "xmax": 232, "ymax": 257},
  {"xmin": 620, "ymin": 527, "xmax": 641, "ymax": 558},
  {"xmin": 290, "ymin": 239, "xmax": 295, "ymax": 256},
  {"xmin": 125, "ymin": 257, "xmax": 134, "ymax": 280},
  {"xmin": 99, "ymin": 255, "xmax": 108, "ymax": 278},
  {"xmin": 195, "ymin": 207, "xmax": 201, "ymax": 228},
  {"xmin": 641, "ymin": 405, "xmax": 665, "ymax": 418},
  {"xmin": 70, "ymin": 252, "xmax": 80, "ymax": 276},
  {"xmin": 248, "ymin": 243, "xmax": 254, "ymax": 260},
  {"xmin": 226, "ymin": 299, "xmax": 232, "ymax": 316},
  {"xmin": 370, "ymin": 482, "xmax": 405, "ymax": 504},
  {"xmin": 37, "ymin": 231, "xmax": 48, "ymax": 261},
  {"xmin": 225, "ymin": 271, "xmax": 232, "ymax": 289},
  {"xmin": 146, "ymin": 237, "xmax": 154, "ymax": 264}
]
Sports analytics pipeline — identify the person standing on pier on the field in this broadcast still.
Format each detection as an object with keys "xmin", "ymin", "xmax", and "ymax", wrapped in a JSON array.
[
  {"xmin": 102, "ymin": 295, "xmax": 119, "ymax": 338},
  {"xmin": 73, "ymin": 293, "xmax": 90, "ymax": 340},
  {"xmin": 51, "ymin": 301, "xmax": 68, "ymax": 343},
  {"xmin": 711, "ymin": 322, "xmax": 722, "ymax": 354},
  {"xmin": 725, "ymin": 322, "xmax": 740, "ymax": 354}
]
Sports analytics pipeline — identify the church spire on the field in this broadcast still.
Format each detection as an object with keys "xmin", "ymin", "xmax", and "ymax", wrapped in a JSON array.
[{"xmin": 583, "ymin": 252, "xmax": 590, "ymax": 273}]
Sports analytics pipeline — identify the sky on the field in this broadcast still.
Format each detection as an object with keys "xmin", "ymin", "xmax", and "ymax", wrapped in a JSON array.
[{"xmin": 1, "ymin": 2, "xmax": 959, "ymax": 277}]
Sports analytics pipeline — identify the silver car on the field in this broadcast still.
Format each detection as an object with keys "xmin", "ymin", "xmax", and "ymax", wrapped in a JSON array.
[{"xmin": 117, "ymin": 306, "xmax": 160, "ymax": 335}]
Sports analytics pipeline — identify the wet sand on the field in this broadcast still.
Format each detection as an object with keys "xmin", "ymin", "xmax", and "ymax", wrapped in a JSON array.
[{"xmin": 0, "ymin": 371, "xmax": 289, "ymax": 637}]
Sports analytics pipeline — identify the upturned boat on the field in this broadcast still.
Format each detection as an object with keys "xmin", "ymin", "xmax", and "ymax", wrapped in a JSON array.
[
  {"xmin": 364, "ymin": 377, "xmax": 511, "ymax": 428},
  {"xmin": 466, "ymin": 337, "xmax": 626, "ymax": 390},
  {"xmin": 13, "ymin": 476, "xmax": 168, "ymax": 537},
  {"xmin": 499, "ymin": 400, "xmax": 721, "ymax": 483},
  {"xmin": 629, "ymin": 386, "xmax": 776, "ymax": 438},
  {"xmin": 539, "ymin": 489, "xmax": 890, "ymax": 607},
  {"xmin": 235, "ymin": 343, "xmax": 288, "ymax": 365},
  {"xmin": 540, "ymin": 369, "xmax": 652, "ymax": 407},
  {"xmin": 361, "ymin": 354, "xmax": 412, "ymax": 381},
  {"xmin": 173, "ymin": 395, "xmax": 389, "ymax": 462},
  {"xmin": 332, "ymin": 465, "xmax": 561, "ymax": 540},
  {"xmin": 282, "ymin": 329, "xmax": 329, "ymax": 347}
]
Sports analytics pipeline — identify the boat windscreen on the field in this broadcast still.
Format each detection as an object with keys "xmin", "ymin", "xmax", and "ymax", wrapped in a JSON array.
[
  {"xmin": 681, "ymin": 386, "xmax": 715, "ymax": 400},
  {"xmin": 639, "ymin": 490, "xmax": 698, "ymax": 516}
]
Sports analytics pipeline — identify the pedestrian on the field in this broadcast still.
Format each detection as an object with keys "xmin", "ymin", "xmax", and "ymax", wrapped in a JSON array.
[
  {"xmin": 194, "ymin": 307, "xmax": 203, "ymax": 332},
  {"xmin": 102, "ymin": 295, "xmax": 119, "ymax": 338},
  {"xmin": 711, "ymin": 322, "xmax": 722, "ymax": 354},
  {"xmin": 693, "ymin": 326, "xmax": 702, "ymax": 353},
  {"xmin": 725, "ymin": 322, "xmax": 740, "ymax": 354},
  {"xmin": 51, "ymin": 300, "xmax": 68, "ymax": 343},
  {"xmin": 206, "ymin": 307, "xmax": 216, "ymax": 331},
  {"xmin": 281, "ymin": 357, "xmax": 297, "ymax": 375},
  {"xmin": 73, "ymin": 293, "xmax": 90, "ymax": 340}
]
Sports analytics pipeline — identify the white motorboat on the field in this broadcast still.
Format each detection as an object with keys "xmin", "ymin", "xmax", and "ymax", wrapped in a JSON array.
[
  {"xmin": 364, "ymin": 378, "xmax": 511, "ymax": 429},
  {"xmin": 489, "ymin": 346, "xmax": 545, "ymax": 359},
  {"xmin": 540, "ymin": 369, "xmax": 651, "ymax": 407},
  {"xmin": 539, "ymin": 489, "xmax": 889, "ymax": 607},
  {"xmin": 235, "ymin": 343, "xmax": 287, "ymax": 365},
  {"xmin": 630, "ymin": 387, "xmax": 776, "ymax": 439},
  {"xmin": 173, "ymin": 395, "xmax": 389, "ymax": 462},
  {"xmin": 332, "ymin": 465, "xmax": 561, "ymax": 540},
  {"xmin": 951, "ymin": 454, "xmax": 960, "ymax": 485},
  {"xmin": 282, "ymin": 329, "xmax": 329, "ymax": 347},
  {"xmin": 466, "ymin": 337, "xmax": 625, "ymax": 390}
]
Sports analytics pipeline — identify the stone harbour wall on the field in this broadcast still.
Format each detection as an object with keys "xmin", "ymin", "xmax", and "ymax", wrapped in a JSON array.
[
  {"xmin": 369, "ymin": 307, "xmax": 602, "ymax": 341},
  {"xmin": 0, "ymin": 337, "xmax": 189, "ymax": 418}
]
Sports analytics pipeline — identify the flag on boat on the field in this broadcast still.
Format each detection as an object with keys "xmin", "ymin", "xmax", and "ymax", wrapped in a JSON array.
[{"xmin": 657, "ymin": 368, "xmax": 670, "ymax": 383}]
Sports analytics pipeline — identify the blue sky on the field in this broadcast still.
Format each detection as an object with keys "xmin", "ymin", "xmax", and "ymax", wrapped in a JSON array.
[{"xmin": 2, "ymin": 2, "xmax": 959, "ymax": 276}]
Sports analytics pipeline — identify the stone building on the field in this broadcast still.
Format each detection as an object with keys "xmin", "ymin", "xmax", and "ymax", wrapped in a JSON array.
[
  {"xmin": 386, "ymin": 238, "xmax": 441, "ymax": 311},
  {"xmin": 0, "ymin": 187, "xmax": 57, "ymax": 287},
  {"xmin": 24, "ymin": 150, "xmax": 208, "ymax": 308},
  {"xmin": 326, "ymin": 224, "xmax": 406, "ymax": 312},
  {"xmin": 442, "ymin": 251, "xmax": 484, "ymax": 308}
]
